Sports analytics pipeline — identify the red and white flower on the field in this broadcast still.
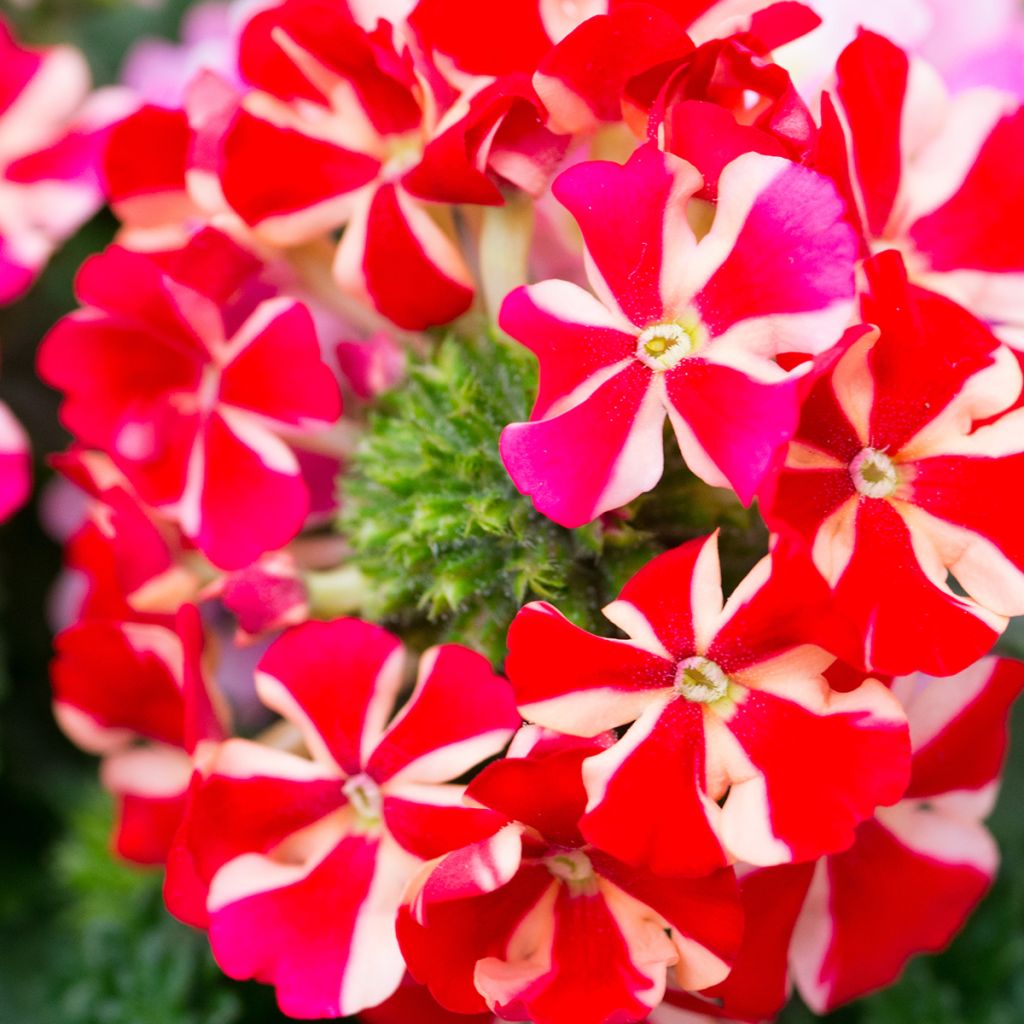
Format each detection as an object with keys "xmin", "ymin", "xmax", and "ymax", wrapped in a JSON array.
[
  {"xmin": 38, "ymin": 229, "xmax": 342, "ymax": 570},
  {"xmin": 171, "ymin": 617, "xmax": 519, "ymax": 1018},
  {"xmin": 760, "ymin": 252, "xmax": 1024, "ymax": 676},
  {"xmin": 818, "ymin": 28, "xmax": 1024, "ymax": 330},
  {"xmin": 51, "ymin": 604, "xmax": 224, "ymax": 865},
  {"xmin": 199, "ymin": 0, "xmax": 563, "ymax": 328},
  {"xmin": 506, "ymin": 533, "xmax": 910, "ymax": 876},
  {"xmin": 398, "ymin": 727, "xmax": 743, "ymax": 1024},
  {"xmin": 534, "ymin": 0, "xmax": 819, "ymax": 174},
  {"xmin": 52, "ymin": 451, "xmax": 197, "ymax": 627},
  {"xmin": 664, "ymin": 655, "xmax": 1024, "ymax": 1021},
  {"xmin": 499, "ymin": 142, "xmax": 857, "ymax": 527}
]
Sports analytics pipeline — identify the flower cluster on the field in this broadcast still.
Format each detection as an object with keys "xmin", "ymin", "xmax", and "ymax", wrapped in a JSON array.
[{"xmin": 18, "ymin": 0, "xmax": 1024, "ymax": 1022}]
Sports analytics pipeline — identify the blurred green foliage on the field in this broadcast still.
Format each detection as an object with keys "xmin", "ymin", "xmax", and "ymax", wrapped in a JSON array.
[{"xmin": 2, "ymin": 1, "xmax": 1024, "ymax": 1022}]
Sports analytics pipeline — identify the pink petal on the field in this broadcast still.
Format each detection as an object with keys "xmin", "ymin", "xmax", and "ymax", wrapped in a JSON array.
[
  {"xmin": 0, "ymin": 401, "xmax": 30, "ymax": 522},
  {"xmin": 499, "ymin": 280, "xmax": 637, "ymax": 420},
  {"xmin": 552, "ymin": 143, "xmax": 701, "ymax": 326},
  {"xmin": 255, "ymin": 618, "xmax": 404, "ymax": 775},
  {"xmin": 664, "ymin": 358, "xmax": 801, "ymax": 504},
  {"xmin": 500, "ymin": 361, "xmax": 664, "ymax": 527},
  {"xmin": 220, "ymin": 298, "xmax": 341, "ymax": 427},
  {"xmin": 209, "ymin": 832, "xmax": 412, "ymax": 1017},
  {"xmin": 368, "ymin": 644, "xmax": 519, "ymax": 784},
  {"xmin": 0, "ymin": 19, "xmax": 43, "ymax": 115},
  {"xmin": 692, "ymin": 157, "xmax": 857, "ymax": 352}
]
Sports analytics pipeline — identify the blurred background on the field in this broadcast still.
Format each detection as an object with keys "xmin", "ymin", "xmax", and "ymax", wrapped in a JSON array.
[{"xmin": 2, "ymin": 2, "xmax": 1024, "ymax": 1022}]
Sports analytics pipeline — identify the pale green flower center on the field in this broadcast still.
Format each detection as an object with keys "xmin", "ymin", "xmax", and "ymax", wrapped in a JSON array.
[
  {"xmin": 850, "ymin": 447, "xmax": 899, "ymax": 498},
  {"xmin": 343, "ymin": 773, "xmax": 383, "ymax": 829},
  {"xmin": 674, "ymin": 656, "xmax": 730, "ymax": 704},
  {"xmin": 546, "ymin": 849, "xmax": 598, "ymax": 896},
  {"xmin": 636, "ymin": 321, "xmax": 704, "ymax": 371}
]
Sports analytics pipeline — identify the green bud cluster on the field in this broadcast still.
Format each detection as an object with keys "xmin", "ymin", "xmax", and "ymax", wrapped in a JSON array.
[{"xmin": 339, "ymin": 332, "xmax": 764, "ymax": 663}]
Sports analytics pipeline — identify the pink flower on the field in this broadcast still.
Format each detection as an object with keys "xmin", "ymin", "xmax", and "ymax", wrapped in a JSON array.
[
  {"xmin": 209, "ymin": 551, "xmax": 310, "ymax": 642},
  {"xmin": 38, "ymin": 229, "xmax": 342, "ymax": 569},
  {"xmin": 499, "ymin": 141, "xmax": 857, "ymax": 527},
  {"xmin": 51, "ymin": 605, "xmax": 224, "ymax": 865},
  {"xmin": 171, "ymin": 618, "xmax": 520, "ymax": 1018},
  {"xmin": 0, "ymin": 18, "xmax": 121, "ymax": 303},
  {"xmin": 666, "ymin": 655, "xmax": 1024, "ymax": 1020},
  {"xmin": 398, "ymin": 728, "xmax": 743, "ymax": 1024},
  {"xmin": 506, "ymin": 533, "xmax": 910, "ymax": 876},
  {"xmin": 0, "ymin": 400, "xmax": 30, "ymax": 523},
  {"xmin": 52, "ymin": 451, "xmax": 196, "ymax": 627},
  {"xmin": 760, "ymin": 252, "xmax": 1024, "ymax": 676},
  {"xmin": 817, "ymin": 29, "xmax": 1024, "ymax": 330},
  {"xmin": 121, "ymin": 0, "xmax": 239, "ymax": 109}
]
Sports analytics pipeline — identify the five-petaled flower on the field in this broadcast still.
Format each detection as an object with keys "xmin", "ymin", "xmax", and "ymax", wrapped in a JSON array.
[
  {"xmin": 760, "ymin": 252, "xmax": 1024, "ymax": 676},
  {"xmin": 506, "ymin": 533, "xmax": 911, "ymax": 876},
  {"xmin": 169, "ymin": 617, "xmax": 520, "ymax": 1019},
  {"xmin": 499, "ymin": 142, "xmax": 857, "ymax": 527},
  {"xmin": 38, "ymin": 228, "xmax": 342, "ymax": 569}
]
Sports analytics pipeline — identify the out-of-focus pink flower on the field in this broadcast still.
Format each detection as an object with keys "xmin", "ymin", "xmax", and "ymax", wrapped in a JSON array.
[
  {"xmin": 121, "ymin": 1, "xmax": 240, "ymax": 108},
  {"xmin": 38, "ymin": 229, "xmax": 342, "ymax": 569},
  {"xmin": 335, "ymin": 331, "xmax": 407, "ymax": 399},
  {"xmin": 0, "ymin": 399, "xmax": 30, "ymax": 522},
  {"xmin": 816, "ymin": 30, "xmax": 1024, "ymax": 331},
  {"xmin": 208, "ymin": 551, "xmax": 310, "ymax": 641},
  {"xmin": 0, "ymin": 18, "xmax": 125, "ymax": 304},
  {"xmin": 52, "ymin": 605, "xmax": 226, "ymax": 865}
]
